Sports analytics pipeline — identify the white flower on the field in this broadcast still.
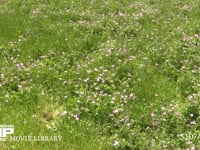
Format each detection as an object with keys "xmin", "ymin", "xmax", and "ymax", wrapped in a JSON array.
[
  {"xmin": 61, "ymin": 111, "xmax": 67, "ymax": 116},
  {"xmin": 113, "ymin": 108, "xmax": 124, "ymax": 114},
  {"xmin": 191, "ymin": 146, "xmax": 195, "ymax": 150},
  {"xmin": 113, "ymin": 140, "xmax": 119, "ymax": 146}
]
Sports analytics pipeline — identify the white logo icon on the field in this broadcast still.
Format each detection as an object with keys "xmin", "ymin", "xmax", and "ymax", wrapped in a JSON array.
[{"xmin": 0, "ymin": 125, "xmax": 14, "ymax": 141}]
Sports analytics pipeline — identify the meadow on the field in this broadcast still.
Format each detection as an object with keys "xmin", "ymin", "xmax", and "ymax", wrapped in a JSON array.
[{"xmin": 0, "ymin": 0, "xmax": 199, "ymax": 149}]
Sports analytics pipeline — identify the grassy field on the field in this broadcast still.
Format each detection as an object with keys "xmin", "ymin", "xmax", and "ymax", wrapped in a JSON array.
[{"xmin": 0, "ymin": 0, "xmax": 199, "ymax": 149}]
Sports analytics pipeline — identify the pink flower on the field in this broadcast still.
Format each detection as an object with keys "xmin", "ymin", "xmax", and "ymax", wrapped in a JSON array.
[
  {"xmin": 190, "ymin": 121, "xmax": 196, "ymax": 125},
  {"xmin": 16, "ymin": 63, "xmax": 24, "ymax": 69}
]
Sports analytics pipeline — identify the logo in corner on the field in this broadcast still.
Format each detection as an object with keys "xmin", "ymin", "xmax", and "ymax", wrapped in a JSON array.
[{"xmin": 0, "ymin": 125, "xmax": 14, "ymax": 141}]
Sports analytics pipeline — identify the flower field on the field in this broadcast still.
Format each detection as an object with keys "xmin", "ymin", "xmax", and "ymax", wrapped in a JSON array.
[{"xmin": 0, "ymin": 0, "xmax": 200, "ymax": 149}]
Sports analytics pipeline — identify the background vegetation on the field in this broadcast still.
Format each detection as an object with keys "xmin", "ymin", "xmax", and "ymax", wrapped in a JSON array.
[{"xmin": 0, "ymin": 0, "xmax": 199, "ymax": 149}]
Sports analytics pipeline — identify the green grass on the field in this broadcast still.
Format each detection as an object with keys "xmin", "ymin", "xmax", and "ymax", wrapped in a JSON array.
[{"xmin": 0, "ymin": 0, "xmax": 200, "ymax": 149}]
